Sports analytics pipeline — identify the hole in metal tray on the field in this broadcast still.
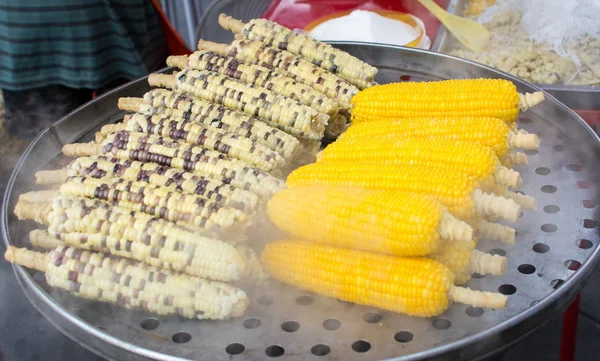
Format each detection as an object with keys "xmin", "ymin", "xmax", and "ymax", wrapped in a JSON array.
[
  {"xmin": 394, "ymin": 331, "xmax": 414, "ymax": 343},
  {"xmin": 322, "ymin": 318, "xmax": 341, "ymax": 331},
  {"xmin": 171, "ymin": 332, "xmax": 191, "ymax": 344},
  {"xmin": 564, "ymin": 260, "xmax": 582, "ymax": 271},
  {"xmin": 533, "ymin": 243, "xmax": 550, "ymax": 253},
  {"xmin": 257, "ymin": 295, "xmax": 275, "ymax": 306},
  {"xmin": 311, "ymin": 344, "xmax": 331, "ymax": 356},
  {"xmin": 281, "ymin": 321, "xmax": 299, "ymax": 333},
  {"xmin": 243, "ymin": 318, "xmax": 261, "ymax": 329},
  {"xmin": 363, "ymin": 312, "xmax": 382, "ymax": 323},
  {"xmin": 518, "ymin": 264, "xmax": 536, "ymax": 274},
  {"xmin": 265, "ymin": 345, "xmax": 285, "ymax": 357},
  {"xmin": 498, "ymin": 284, "xmax": 517, "ymax": 295},
  {"xmin": 543, "ymin": 205, "xmax": 560, "ymax": 213},
  {"xmin": 140, "ymin": 318, "xmax": 159, "ymax": 330},
  {"xmin": 226, "ymin": 343, "xmax": 245, "ymax": 355},
  {"xmin": 465, "ymin": 307, "xmax": 484, "ymax": 317},
  {"xmin": 352, "ymin": 340, "xmax": 371, "ymax": 353},
  {"xmin": 577, "ymin": 239, "xmax": 593, "ymax": 249},
  {"xmin": 541, "ymin": 224, "xmax": 558, "ymax": 233},
  {"xmin": 432, "ymin": 318, "xmax": 451, "ymax": 330},
  {"xmin": 536, "ymin": 167, "xmax": 551, "ymax": 175}
]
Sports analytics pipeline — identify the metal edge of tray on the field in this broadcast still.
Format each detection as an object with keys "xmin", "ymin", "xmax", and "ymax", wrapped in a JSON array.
[
  {"xmin": 429, "ymin": 0, "xmax": 600, "ymax": 110},
  {"xmin": 1, "ymin": 42, "xmax": 600, "ymax": 361}
]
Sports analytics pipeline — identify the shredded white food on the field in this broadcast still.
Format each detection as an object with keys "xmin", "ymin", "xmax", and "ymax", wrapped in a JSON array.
[{"xmin": 477, "ymin": 0, "xmax": 600, "ymax": 64}]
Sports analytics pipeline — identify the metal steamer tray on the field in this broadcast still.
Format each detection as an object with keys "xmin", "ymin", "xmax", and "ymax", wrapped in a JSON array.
[{"xmin": 3, "ymin": 43, "xmax": 600, "ymax": 361}]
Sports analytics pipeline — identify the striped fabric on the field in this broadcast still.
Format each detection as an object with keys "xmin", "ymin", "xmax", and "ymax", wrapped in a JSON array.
[{"xmin": 0, "ymin": 0, "xmax": 168, "ymax": 90}]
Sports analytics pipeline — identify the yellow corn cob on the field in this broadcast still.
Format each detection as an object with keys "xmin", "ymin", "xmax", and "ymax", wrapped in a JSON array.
[
  {"xmin": 119, "ymin": 113, "xmax": 284, "ymax": 170},
  {"xmin": 120, "ymin": 90, "xmax": 299, "ymax": 159},
  {"xmin": 5, "ymin": 246, "xmax": 249, "ymax": 320},
  {"xmin": 268, "ymin": 186, "xmax": 472, "ymax": 256},
  {"xmin": 430, "ymin": 239, "xmax": 507, "ymax": 285},
  {"xmin": 318, "ymin": 138, "xmax": 522, "ymax": 189},
  {"xmin": 148, "ymin": 70, "xmax": 328, "ymax": 140},
  {"xmin": 197, "ymin": 39, "xmax": 358, "ymax": 108},
  {"xmin": 168, "ymin": 52, "xmax": 339, "ymax": 116},
  {"xmin": 218, "ymin": 15, "xmax": 377, "ymax": 89},
  {"xmin": 260, "ymin": 240, "xmax": 508, "ymax": 317},
  {"xmin": 339, "ymin": 117, "xmax": 540, "ymax": 160},
  {"xmin": 286, "ymin": 162, "xmax": 521, "ymax": 222},
  {"xmin": 351, "ymin": 79, "xmax": 545, "ymax": 123}
]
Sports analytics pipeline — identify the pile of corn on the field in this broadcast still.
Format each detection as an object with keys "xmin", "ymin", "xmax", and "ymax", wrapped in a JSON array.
[
  {"xmin": 5, "ymin": 14, "xmax": 377, "ymax": 320},
  {"xmin": 264, "ymin": 78, "xmax": 545, "ymax": 317}
]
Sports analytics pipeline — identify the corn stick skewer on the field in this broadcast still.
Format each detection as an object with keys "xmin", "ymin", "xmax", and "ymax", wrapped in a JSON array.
[
  {"xmin": 5, "ymin": 246, "xmax": 249, "ymax": 320},
  {"xmin": 149, "ymin": 70, "xmax": 329, "ymax": 140}
]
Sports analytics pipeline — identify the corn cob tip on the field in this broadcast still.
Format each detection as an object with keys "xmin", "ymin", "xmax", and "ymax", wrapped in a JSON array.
[
  {"xmin": 62, "ymin": 143, "xmax": 102, "ymax": 157},
  {"xmin": 99, "ymin": 122, "xmax": 127, "ymax": 136},
  {"xmin": 4, "ymin": 246, "xmax": 49, "ymax": 273},
  {"xmin": 197, "ymin": 39, "xmax": 229, "ymax": 55},
  {"xmin": 508, "ymin": 152, "xmax": 528, "ymax": 166},
  {"xmin": 439, "ymin": 212, "xmax": 474, "ymax": 242},
  {"xmin": 518, "ymin": 91, "xmax": 545, "ymax": 111},
  {"xmin": 19, "ymin": 190, "xmax": 59, "ymax": 204},
  {"xmin": 477, "ymin": 219, "xmax": 516, "ymax": 244},
  {"xmin": 94, "ymin": 133, "xmax": 106, "ymax": 143},
  {"xmin": 449, "ymin": 286, "xmax": 508, "ymax": 309},
  {"xmin": 117, "ymin": 97, "xmax": 144, "ymax": 112},
  {"xmin": 148, "ymin": 73, "xmax": 176, "ymax": 89},
  {"xmin": 504, "ymin": 190, "xmax": 537, "ymax": 211},
  {"xmin": 469, "ymin": 250, "xmax": 507, "ymax": 276},
  {"xmin": 14, "ymin": 200, "xmax": 52, "ymax": 225},
  {"xmin": 29, "ymin": 229, "xmax": 63, "ymax": 250},
  {"xmin": 218, "ymin": 13, "xmax": 245, "ymax": 33},
  {"xmin": 166, "ymin": 55, "xmax": 189, "ymax": 69},
  {"xmin": 495, "ymin": 166, "xmax": 523, "ymax": 189},
  {"xmin": 508, "ymin": 131, "xmax": 540, "ymax": 150},
  {"xmin": 35, "ymin": 169, "xmax": 69, "ymax": 184},
  {"xmin": 473, "ymin": 189, "xmax": 522, "ymax": 223}
]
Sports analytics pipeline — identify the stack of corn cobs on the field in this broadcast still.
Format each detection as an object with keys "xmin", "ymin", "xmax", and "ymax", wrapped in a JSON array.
[{"xmin": 4, "ymin": 13, "xmax": 546, "ymax": 321}]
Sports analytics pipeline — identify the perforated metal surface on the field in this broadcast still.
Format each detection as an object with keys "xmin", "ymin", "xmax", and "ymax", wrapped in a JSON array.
[{"xmin": 2, "ymin": 44, "xmax": 600, "ymax": 361}]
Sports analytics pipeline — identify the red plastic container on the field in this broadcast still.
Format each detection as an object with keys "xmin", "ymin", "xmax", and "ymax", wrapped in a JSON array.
[{"xmin": 261, "ymin": 0, "xmax": 450, "ymax": 42}]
